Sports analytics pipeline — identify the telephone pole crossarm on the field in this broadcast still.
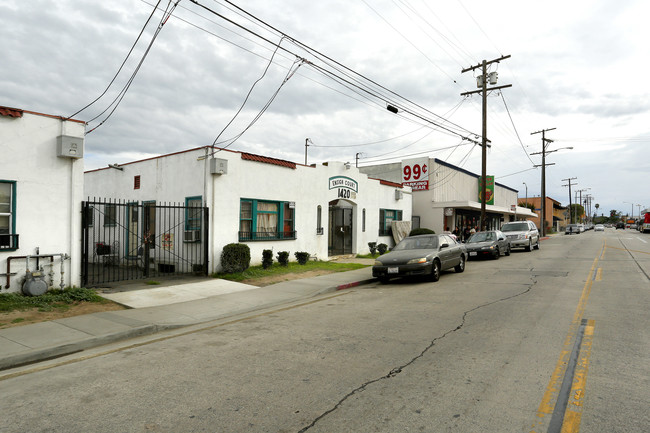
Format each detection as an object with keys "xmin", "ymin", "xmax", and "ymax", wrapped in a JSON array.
[{"xmin": 460, "ymin": 55, "xmax": 511, "ymax": 231}]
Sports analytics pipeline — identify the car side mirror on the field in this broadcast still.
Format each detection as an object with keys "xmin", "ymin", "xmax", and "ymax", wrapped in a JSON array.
[
  {"xmin": 440, "ymin": 243, "xmax": 449, "ymax": 249},
  {"xmin": 498, "ymin": 237, "xmax": 505, "ymax": 241}
]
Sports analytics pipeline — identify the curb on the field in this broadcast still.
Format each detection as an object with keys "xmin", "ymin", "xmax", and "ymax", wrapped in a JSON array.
[{"xmin": 1, "ymin": 277, "xmax": 377, "ymax": 371}]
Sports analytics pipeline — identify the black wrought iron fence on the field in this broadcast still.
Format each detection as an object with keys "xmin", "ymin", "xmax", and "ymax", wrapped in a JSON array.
[{"xmin": 81, "ymin": 199, "xmax": 208, "ymax": 286}]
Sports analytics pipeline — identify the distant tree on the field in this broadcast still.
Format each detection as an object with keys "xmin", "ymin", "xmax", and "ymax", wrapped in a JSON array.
[{"xmin": 569, "ymin": 204, "xmax": 585, "ymax": 222}]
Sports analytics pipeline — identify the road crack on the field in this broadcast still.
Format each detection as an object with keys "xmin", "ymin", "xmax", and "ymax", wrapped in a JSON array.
[{"xmin": 298, "ymin": 282, "xmax": 536, "ymax": 432}]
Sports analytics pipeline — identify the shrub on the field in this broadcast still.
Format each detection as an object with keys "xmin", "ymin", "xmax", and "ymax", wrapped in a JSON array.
[
  {"xmin": 409, "ymin": 227, "xmax": 435, "ymax": 236},
  {"xmin": 220, "ymin": 243, "xmax": 251, "ymax": 273},
  {"xmin": 277, "ymin": 251, "xmax": 290, "ymax": 266},
  {"xmin": 368, "ymin": 242, "xmax": 378, "ymax": 255},
  {"xmin": 377, "ymin": 243, "xmax": 388, "ymax": 255},
  {"xmin": 262, "ymin": 249, "xmax": 274, "ymax": 269},
  {"xmin": 294, "ymin": 252, "xmax": 310, "ymax": 265}
]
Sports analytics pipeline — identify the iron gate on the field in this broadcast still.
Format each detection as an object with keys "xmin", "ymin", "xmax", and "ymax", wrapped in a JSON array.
[{"xmin": 81, "ymin": 199, "xmax": 209, "ymax": 286}]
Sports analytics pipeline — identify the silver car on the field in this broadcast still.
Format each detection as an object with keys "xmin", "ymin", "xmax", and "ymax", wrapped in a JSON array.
[
  {"xmin": 465, "ymin": 230, "xmax": 511, "ymax": 259},
  {"xmin": 500, "ymin": 221, "xmax": 540, "ymax": 251}
]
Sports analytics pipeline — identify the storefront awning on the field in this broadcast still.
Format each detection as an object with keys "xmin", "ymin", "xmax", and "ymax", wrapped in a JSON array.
[{"xmin": 431, "ymin": 200, "xmax": 538, "ymax": 218}]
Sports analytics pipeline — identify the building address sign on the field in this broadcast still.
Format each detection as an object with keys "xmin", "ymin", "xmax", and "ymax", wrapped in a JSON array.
[{"xmin": 329, "ymin": 176, "xmax": 358, "ymax": 199}]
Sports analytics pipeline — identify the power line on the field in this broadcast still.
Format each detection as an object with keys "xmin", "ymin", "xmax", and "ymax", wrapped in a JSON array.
[
  {"xmin": 86, "ymin": 1, "xmax": 181, "ymax": 134},
  {"xmin": 66, "ymin": 0, "xmax": 163, "ymax": 120}
]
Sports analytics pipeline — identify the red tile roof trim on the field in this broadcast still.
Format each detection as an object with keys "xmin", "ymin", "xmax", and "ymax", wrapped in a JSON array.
[
  {"xmin": 241, "ymin": 152, "xmax": 296, "ymax": 169},
  {"xmin": 0, "ymin": 106, "xmax": 24, "ymax": 118},
  {"xmin": 373, "ymin": 178, "xmax": 403, "ymax": 188}
]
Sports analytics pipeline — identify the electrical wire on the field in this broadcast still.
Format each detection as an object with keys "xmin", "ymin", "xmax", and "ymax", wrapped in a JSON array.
[
  {"xmin": 499, "ymin": 92, "xmax": 536, "ymax": 166},
  {"xmin": 209, "ymin": 36, "xmax": 287, "ymax": 149},
  {"xmin": 214, "ymin": 58, "xmax": 304, "ymax": 150},
  {"xmin": 215, "ymin": 0, "xmax": 479, "ymax": 139},
  {"xmin": 86, "ymin": 1, "xmax": 181, "ymax": 134},
  {"xmin": 66, "ymin": 0, "xmax": 163, "ymax": 120}
]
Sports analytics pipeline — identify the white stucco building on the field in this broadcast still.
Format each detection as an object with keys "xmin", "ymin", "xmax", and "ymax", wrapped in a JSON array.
[
  {"xmin": 84, "ymin": 146, "xmax": 411, "ymax": 275},
  {"xmin": 360, "ymin": 157, "xmax": 536, "ymax": 235},
  {"xmin": 1, "ymin": 105, "xmax": 85, "ymax": 293}
]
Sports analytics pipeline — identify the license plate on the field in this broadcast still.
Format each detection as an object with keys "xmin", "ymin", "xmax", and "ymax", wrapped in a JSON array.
[
  {"xmin": 469, "ymin": 252, "xmax": 477, "ymax": 256},
  {"xmin": 387, "ymin": 267, "xmax": 399, "ymax": 274}
]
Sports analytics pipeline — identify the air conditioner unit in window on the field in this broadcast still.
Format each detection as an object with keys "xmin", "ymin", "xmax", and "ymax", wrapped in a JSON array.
[{"xmin": 184, "ymin": 230, "xmax": 201, "ymax": 242}]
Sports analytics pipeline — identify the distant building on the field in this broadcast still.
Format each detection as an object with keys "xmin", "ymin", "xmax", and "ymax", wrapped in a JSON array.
[
  {"xmin": 518, "ymin": 196, "xmax": 567, "ymax": 231},
  {"xmin": 360, "ymin": 157, "xmax": 536, "ymax": 235},
  {"xmin": 0, "ymin": 105, "xmax": 85, "ymax": 293}
]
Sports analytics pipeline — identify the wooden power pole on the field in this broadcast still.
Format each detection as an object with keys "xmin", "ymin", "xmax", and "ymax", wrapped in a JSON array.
[{"xmin": 461, "ymin": 55, "xmax": 511, "ymax": 230}]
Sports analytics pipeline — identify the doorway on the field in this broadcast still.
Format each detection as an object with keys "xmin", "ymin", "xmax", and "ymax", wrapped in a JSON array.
[{"xmin": 329, "ymin": 201, "xmax": 353, "ymax": 256}]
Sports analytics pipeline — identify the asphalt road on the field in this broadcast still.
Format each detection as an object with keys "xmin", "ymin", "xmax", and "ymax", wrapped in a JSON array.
[{"xmin": 1, "ymin": 229, "xmax": 648, "ymax": 433}]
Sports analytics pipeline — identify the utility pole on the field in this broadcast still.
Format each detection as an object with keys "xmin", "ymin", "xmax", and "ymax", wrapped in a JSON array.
[
  {"xmin": 577, "ymin": 188, "xmax": 590, "ymax": 224},
  {"xmin": 531, "ymin": 128, "xmax": 557, "ymax": 237},
  {"xmin": 304, "ymin": 138, "xmax": 312, "ymax": 165},
  {"xmin": 562, "ymin": 177, "xmax": 577, "ymax": 224},
  {"xmin": 461, "ymin": 55, "xmax": 511, "ymax": 230}
]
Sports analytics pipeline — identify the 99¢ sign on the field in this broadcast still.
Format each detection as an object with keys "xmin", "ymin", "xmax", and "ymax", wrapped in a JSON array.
[{"xmin": 401, "ymin": 158, "xmax": 429, "ymax": 191}]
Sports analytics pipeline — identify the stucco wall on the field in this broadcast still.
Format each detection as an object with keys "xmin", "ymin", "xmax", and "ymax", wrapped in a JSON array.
[
  {"xmin": 0, "ymin": 111, "xmax": 85, "ymax": 292},
  {"xmin": 85, "ymin": 148, "xmax": 412, "ymax": 273}
]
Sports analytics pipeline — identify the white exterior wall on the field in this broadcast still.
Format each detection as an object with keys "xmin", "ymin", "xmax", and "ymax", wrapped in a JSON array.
[
  {"xmin": 1, "ymin": 110, "xmax": 85, "ymax": 292},
  {"xmin": 85, "ymin": 147, "xmax": 411, "ymax": 273},
  {"xmin": 361, "ymin": 158, "xmax": 530, "ymax": 235}
]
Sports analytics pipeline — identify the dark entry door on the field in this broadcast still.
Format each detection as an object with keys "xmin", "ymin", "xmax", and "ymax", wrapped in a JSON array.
[{"xmin": 329, "ymin": 207, "xmax": 353, "ymax": 255}]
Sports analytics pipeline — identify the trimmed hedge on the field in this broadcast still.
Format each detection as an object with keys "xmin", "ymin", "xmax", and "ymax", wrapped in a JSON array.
[
  {"xmin": 294, "ymin": 252, "xmax": 310, "ymax": 265},
  {"xmin": 262, "ymin": 249, "xmax": 274, "ymax": 269},
  {"xmin": 377, "ymin": 243, "xmax": 388, "ymax": 255},
  {"xmin": 277, "ymin": 251, "xmax": 290, "ymax": 266},
  {"xmin": 220, "ymin": 243, "xmax": 251, "ymax": 273}
]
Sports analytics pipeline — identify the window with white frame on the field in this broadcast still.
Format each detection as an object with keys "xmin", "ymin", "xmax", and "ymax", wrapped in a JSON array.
[
  {"xmin": 239, "ymin": 199, "xmax": 295, "ymax": 241},
  {"xmin": 0, "ymin": 180, "xmax": 17, "ymax": 250}
]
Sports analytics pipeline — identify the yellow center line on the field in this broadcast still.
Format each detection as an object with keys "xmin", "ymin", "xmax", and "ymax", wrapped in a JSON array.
[
  {"xmin": 530, "ymin": 242, "xmax": 604, "ymax": 433},
  {"xmin": 561, "ymin": 319, "xmax": 595, "ymax": 433}
]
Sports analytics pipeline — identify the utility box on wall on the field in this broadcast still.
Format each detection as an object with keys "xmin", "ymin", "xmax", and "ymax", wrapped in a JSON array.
[
  {"xmin": 210, "ymin": 158, "xmax": 228, "ymax": 175},
  {"xmin": 57, "ymin": 135, "xmax": 84, "ymax": 159}
]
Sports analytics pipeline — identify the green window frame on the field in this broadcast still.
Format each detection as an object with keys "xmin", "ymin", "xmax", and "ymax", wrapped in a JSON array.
[
  {"xmin": 0, "ymin": 180, "xmax": 18, "ymax": 251},
  {"xmin": 379, "ymin": 208, "xmax": 403, "ymax": 236},
  {"xmin": 239, "ymin": 198, "xmax": 295, "ymax": 241},
  {"xmin": 185, "ymin": 196, "xmax": 203, "ymax": 231}
]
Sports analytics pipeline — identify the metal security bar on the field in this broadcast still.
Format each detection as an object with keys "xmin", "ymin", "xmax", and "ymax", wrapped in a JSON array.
[{"xmin": 81, "ymin": 199, "xmax": 209, "ymax": 287}]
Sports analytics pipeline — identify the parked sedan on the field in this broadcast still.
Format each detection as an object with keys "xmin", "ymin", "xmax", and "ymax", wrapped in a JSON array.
[
  {"xmin": 464, "ymin": 230, "xmax": 510, "ymax": 259},
  {"xmin": 372, "ymin": 234, "xmax": 467, "ymax": 283},
  {"xmin": 565, "ymin": 224, "xmax": 580, "ymax": 235}
]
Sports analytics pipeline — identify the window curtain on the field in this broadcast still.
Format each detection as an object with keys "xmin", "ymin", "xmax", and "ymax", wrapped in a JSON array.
[{"xmin": 257, "ymin": 202, "xmax": 278, "ymax": 233}]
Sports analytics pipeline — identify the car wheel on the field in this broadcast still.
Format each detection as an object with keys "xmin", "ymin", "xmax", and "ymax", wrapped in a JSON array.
[
  {"xmin": 493, "ymin": 247, "xmax": 500, "ymax": 259},
  {"xmin": 505, "ymin": 245, "xmax": 511, "ymax": 256},
  {"xmin": 534, "ymin": 238, "xmax": 540, "ymax": 250},
  {"xmin": 525, "ymin": 241, "xmax": 532, "ymax": 252},
  {"xmin": 455, "ymin": 255, "xmax": 466, "ymax": 273},
  {"xmin": 431, "ymin": 259, "xmax": 441, "ymax": 282}
]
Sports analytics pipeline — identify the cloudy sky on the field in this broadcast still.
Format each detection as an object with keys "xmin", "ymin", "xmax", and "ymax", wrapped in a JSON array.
[{"xmin": 1, "ymin": 0, "xmax": 649, "ymax": 218}]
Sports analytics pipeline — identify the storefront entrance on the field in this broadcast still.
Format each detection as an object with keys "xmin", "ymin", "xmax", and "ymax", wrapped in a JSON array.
[{"xmin": 328, "ymin": 201, "xmax": 353, "ymax": 256}]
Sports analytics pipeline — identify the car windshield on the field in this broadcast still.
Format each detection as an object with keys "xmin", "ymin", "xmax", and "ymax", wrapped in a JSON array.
[
  {"xmin": 393, "ymin": 236, "xmax": 438, "ymax": 250},
  {"xmin": 501, "ymin": 223, "xmax": 529, "ymax": 232},
  {"xmin": 467, "ymin": 232, "xmax": 495, "ymax": 243}
]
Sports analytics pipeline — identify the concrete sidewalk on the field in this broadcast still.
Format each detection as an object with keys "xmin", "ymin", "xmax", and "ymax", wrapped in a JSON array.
[{"xmin": 0, "ymin": 266, "xmax": 376, "ymax": 371}]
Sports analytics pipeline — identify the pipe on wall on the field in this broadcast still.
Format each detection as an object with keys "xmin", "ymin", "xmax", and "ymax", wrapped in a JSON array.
[{"xmin": 5, "ymin": 254, "xmax": 69, "ymax": 290}]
